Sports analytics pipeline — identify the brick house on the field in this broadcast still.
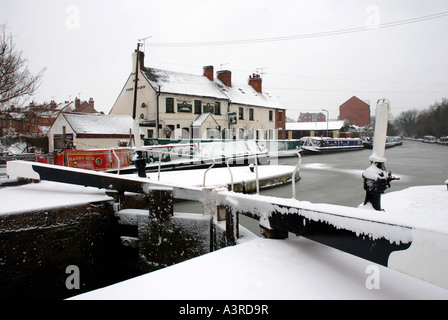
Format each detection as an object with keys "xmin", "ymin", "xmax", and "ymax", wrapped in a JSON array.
[
  {"xmin": 339, "ymin": 96, "xmax": 370, "ymax": 127},
  {"xmin": 298, "ymin": 112, "xmax": 326, "ymax": 122},
  {"xmin": 0, "ymin": 98, "xmax": 98, "ymax": 137}
]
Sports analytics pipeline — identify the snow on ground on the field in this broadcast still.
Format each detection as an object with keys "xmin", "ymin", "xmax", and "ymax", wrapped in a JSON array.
[
  {"xmin": 72, "ymin": 228, "xmax": 448, "ymax": 300},
  {"xmin": 0, "ymin": 181, "xmax": 112, "ymax": 215},
  {"xmin": 382, "ymin": 185, "xmax": 448, "ymax": 223}
]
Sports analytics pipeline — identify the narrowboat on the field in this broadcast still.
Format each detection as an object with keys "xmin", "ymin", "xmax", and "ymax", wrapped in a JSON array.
[{"xmin": 299, "ymin": 136, "xmax": 363, "ymax": 154}]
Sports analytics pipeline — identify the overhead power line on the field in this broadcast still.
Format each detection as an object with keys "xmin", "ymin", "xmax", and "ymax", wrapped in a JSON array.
[
  {"xmin": 148, "ymin": 10, "xmax": 448, "ymax": 47},
  {"xmin": 266, "ymin": 86, "xmax": 448, "ymax": 95}
]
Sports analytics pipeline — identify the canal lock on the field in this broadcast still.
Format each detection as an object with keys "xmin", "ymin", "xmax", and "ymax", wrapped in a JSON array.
[{"xmin": 0, "ymin": 185, "xmax": 238, "ymax": 299}]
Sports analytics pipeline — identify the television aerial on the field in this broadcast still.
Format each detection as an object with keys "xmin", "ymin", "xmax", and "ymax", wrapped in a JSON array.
[{"xmin": 138, "ymin": 36, "xmax": 152, "ymax": 52}]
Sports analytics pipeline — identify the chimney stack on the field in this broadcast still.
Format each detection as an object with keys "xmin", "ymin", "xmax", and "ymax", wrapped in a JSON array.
[
  {"xmin": 132, "ymin": 50, "xmax": 145, "ymax": 71},
  {"xmin": 203, "ymin": 65, "xmax": 214, "ymax": 81},
  {"xmin": 248, "ymin": 73, "xmax": 262, "ymax": 93},
  {"xmin": 89, "ymin": 97, "xmax": 94, "ymax": 109},
  {"xmin": 217, "ymin": 70, "xmax": 232, "ymax": 87},
  {"xmin": 75, "ymin": 97, "xmax": 81, "ymax": 110}
]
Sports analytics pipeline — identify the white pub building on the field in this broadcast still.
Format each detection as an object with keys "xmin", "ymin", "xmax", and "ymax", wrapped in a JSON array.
[{"xmin": 109, "ymin": 51, "xmax": 286, "ymax": 141}]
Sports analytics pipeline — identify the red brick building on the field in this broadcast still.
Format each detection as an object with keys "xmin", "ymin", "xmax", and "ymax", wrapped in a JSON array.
[
  {"xmin": 1, "ymin": 98, "xmax": 98, "ymax": 137},
  {"xmin": 275, "ymin": 109, "xmax": 286, "ymax": 139},
  {"xmin": 339, "ymin": 96, "xmax": 370, "ymax": 127},
  {"xmin": 298, "ymin": 112, "xmax": 326, "ymax": 122}
]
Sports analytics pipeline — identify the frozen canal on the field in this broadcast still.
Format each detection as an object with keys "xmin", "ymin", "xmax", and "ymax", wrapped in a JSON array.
[
  {"xmin": 175, "ymin": 139, "xmax": 447, "ymax": 233},
  {"xmin": 268, "ymin": 139, "xmax": 447, "ymax": 206}
]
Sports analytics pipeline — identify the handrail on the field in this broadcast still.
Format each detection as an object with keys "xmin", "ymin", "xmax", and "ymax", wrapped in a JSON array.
[
  {"xmin": 226, "ymin": 158, "xmax": 234, "ymax": 191},
  {"xmin": 292, "ymin": 153, "xmax": 302, "ymax": 199},
  {"xmin": 203, "ymin": 159, "xmax": 216, "ymax": 187},
  {"xmin": 254, "ymin": 154, "xmax": 260, "ymax": 195},
  {"xmin": 111, "ymin": 148, "xmax": 121, "ymax": 174},
  {"xmin": 158, "ymin": 151, "xmax": 164, "ymax": 181}
]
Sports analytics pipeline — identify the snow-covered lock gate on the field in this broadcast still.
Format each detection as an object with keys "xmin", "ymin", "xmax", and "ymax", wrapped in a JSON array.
[{"xmin": 7, "ymin": 160, "xmax": 448, "ymax": 290}]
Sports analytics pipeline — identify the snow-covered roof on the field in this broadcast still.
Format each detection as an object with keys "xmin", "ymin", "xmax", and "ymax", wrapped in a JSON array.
[
  {"xmin": 215, "ymin": 78, "xmax": 284, "ymax": 109},
  {"xmin": 142, "ymin": 67, "xmax": 284, "ymax": 109},
  {"xmin": 192, "ymin": 113, "xmax": 213, "ymax": 127},
  {"xmin": 63, "ymin": 113, "xmax": 137, "ymax": 135},
  {"xmin": 286, "ymin": 120, "xmax": 345, "ymax": 131},
  {"xmin": 142, "ymin": 68, "xmax": 228, "ymax": 100}
]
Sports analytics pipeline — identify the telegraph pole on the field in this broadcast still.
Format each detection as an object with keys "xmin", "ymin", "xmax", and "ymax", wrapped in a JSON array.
[{"xmin": 132, "ymin": 42, "xmax": 141, "ymax": 120}]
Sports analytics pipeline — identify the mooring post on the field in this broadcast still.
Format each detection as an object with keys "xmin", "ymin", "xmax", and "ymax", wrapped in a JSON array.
[
  {"xmin": 362, "ymin": 99, "xmax": 398, "ymax": 211},
  {"xmin": 134, "ymin": 150, "xmax": 147, "ymax": 178}
]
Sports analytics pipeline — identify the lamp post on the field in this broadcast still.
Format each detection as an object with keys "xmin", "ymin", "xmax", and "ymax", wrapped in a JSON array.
[{"xmin": 322, "ymin": 109, "xmax": 329, "ymax": 137}]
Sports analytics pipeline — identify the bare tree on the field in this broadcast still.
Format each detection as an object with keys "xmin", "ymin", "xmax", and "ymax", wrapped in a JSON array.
[{"xmin": 0, "ymin": 24, "xmax": 46, "ymax": 106}]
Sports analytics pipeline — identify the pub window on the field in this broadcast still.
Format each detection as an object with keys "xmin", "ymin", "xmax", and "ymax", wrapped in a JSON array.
[
  {"xmin": 166, "ymin": 97, "xmax": 175, "ymax": 113},
  {"xmin": 214, "ymin": 101, "xmax": 221, "ymax": 115},
  {"xmin": 249, "ymin": 108, "xmax": 254, "ymax": 121},
  {"xmin": 269, "ymin": 110, "xmax": 273, "ymax": 122},
  {"xmin": 239, "ymin": 107, "xmax": 244, "ymax": 120},
  {"xmin": 194, "ymin": 100, "xmax": 202, "ymax": 114}
]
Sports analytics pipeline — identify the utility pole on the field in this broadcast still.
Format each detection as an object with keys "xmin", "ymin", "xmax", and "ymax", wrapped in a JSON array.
[
  {"xmin": 132, "ymin": 42, "xmax": 141, "ymax": 120},
  {"xmin": 322, "ymin": 109, "xmax": 329, "ymax": 137}
]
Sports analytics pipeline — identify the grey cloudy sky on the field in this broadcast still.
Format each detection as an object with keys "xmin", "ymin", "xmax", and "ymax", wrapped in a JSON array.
[{"xmin": 2, "ymin": 0, "xmax": 448, "ymax": 121}]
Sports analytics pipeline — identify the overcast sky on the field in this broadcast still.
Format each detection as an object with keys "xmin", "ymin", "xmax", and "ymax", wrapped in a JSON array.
[{"xmin": 2, "ymin": 0, "xmax": 448, "ymax": 121}]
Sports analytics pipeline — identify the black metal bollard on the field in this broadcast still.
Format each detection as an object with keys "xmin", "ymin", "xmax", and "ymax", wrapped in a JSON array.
[
  {"xmin": 134, "ymin": 150, "xmax": 147, "ymax": 178},
  {"xmin": 362, "ymin": 162, "xmax": 398, "ymax": 211}
]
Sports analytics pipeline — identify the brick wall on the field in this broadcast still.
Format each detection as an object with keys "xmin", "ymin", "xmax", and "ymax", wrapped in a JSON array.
[
  {"xmin": 339, "ymin": 96, "xmax": 370, "ymax": 127},
  {"xmin": 275, "ymin": 109, "xmax": 286, "ymax": 139}
]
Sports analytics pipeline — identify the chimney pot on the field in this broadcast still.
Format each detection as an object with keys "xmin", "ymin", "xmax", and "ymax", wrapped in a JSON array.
[
  {"xmin": 75, "ymin": 97, "xmax": 80, "ymax": 109},
  {"xmin": 248, "ymin": 73, "xmax": 262, "ymax": 93},
  {"xmin": 217, "ymin": 70, "xmax": 232, "ymax": 87},
  {"xmin": 203, "ymin": 65, "xmax": 214, "ymax": 81}
]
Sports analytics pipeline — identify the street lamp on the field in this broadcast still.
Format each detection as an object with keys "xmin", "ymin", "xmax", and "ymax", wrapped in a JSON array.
[{"xmin": 322, "ymin": 109, "xmax": 329, "ymax": 137}]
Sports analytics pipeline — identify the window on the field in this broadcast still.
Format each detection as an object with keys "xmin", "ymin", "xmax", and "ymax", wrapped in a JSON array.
[
  {"xmin": 194, "ymin": 100, "xmax": 201, "ymax": 114},
  {"xmin": 166, "ymin": 98, "xmax": 174, "ymax": 113},
  {"xmin": 214, "ymin": 101, "xmax": 221, "ymax": 115},
  {"xmin": 249, "ymin": 108, "xmax": 254, "ymax": 121},
  {"xmin": 239, "ymin": 107, "xmax": 244, "ymax": 120},
  {"xmin": 269, "ymin": 110, "xmax": 273, "ymax": 122},
  {"xmin": 53, "ymin": 134, "xmax": 64, "ymax": 149}
]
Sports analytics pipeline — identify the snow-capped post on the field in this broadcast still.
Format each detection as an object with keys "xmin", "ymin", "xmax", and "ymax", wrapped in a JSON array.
[{"xmin": 362, "ymin": 98, "xmax": 398, "ymax": 211}]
